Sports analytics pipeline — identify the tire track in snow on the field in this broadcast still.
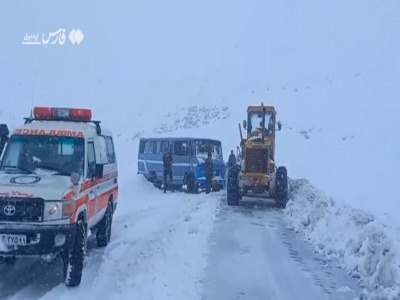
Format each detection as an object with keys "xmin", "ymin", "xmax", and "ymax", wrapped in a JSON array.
[
  {"xmin": 201, "ymin": 197, "xmax": 361, "ymax": 300},
  {"xmin": 276, "ymin": 211, "xmax": 361, "ymax": 300}
]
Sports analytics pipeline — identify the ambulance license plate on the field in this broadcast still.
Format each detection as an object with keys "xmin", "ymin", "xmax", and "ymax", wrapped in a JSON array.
[{"xmin": 0, "ymin": 234, "xmax": 27, "ymax": 246}]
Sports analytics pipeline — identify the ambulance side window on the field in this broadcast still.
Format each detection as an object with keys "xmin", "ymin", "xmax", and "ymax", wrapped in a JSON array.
[
  {"xmin": 105, "ymin": 136, "xmax": 116, "ymax": 164},
  {"xmin": 87, "ymin": 141, "xmax": 96, "ymax": 178}
]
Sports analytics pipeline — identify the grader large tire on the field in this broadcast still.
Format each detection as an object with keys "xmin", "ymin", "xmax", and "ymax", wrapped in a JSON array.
[
  {"xmin": 275, "ymin": 166, "xmax": 288, "ymax": 209},
  {"xmin": 227, "ymin": 166, "xmax": 240, "ymax": 206}
]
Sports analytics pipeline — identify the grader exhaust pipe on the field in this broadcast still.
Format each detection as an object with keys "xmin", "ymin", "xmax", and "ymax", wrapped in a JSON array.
[{"xmin": 238, "ymin": 123, "xmax": 243, "ymax": 142}]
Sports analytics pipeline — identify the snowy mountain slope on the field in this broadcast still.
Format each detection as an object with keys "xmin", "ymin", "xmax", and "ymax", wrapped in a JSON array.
[
  {"xmin": 0, "ymin": 0, "xmax": 400, "ymax": 299},
  {"xmin": 1, "ymin": 0, "xmax": 399, "ymax": 225}
]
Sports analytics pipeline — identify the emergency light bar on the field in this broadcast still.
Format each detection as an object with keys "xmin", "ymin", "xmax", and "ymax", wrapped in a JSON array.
[{"xmin": 33, "ymin": 107, "xmax": 92, "ymax": 121}]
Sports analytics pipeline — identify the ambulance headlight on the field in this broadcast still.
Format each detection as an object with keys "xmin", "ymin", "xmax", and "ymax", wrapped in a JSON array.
[
  {"xmin": 44, "ymin": 202, "xmax": 62, "ymax": 221},
  {"xmin": 44, "ymin": 200, "xmax": 75, "ymax": 221}
]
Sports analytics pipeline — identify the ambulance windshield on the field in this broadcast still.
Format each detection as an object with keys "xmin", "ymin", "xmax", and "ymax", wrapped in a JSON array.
[{"xmin": 0, "ymin": 135, "xmax": 85, "ymax": 176}]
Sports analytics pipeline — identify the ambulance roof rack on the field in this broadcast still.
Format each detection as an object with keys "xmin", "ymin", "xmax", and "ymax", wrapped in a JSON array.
[{"xmin": 23, "ymin": 107, "xmax": 102, "ymax": 135}]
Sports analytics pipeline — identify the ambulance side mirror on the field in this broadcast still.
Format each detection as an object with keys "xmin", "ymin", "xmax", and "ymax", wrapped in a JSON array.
[
  {"xmin": 94, "ymin": 164, "xmax": 104, "ymax": 178},
  {"xmin": 70, "ymin": 173, "xmax": 81, "ymax": 185}
]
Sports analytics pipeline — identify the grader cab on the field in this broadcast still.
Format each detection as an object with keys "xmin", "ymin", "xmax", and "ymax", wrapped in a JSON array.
[{"xmin": 227, "ymin": 103, "xmax": 289, "ymax": 208}]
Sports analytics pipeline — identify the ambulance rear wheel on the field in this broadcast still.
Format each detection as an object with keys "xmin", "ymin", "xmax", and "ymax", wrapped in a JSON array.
[{"xmin": 96, "ymin": 201, "xmax": 113, "ymax": 247}]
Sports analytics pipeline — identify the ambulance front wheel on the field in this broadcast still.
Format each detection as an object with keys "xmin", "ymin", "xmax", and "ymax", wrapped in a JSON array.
[{"xmin": 63, "ymin": 216, "xmax": 87, "ymax": 287}]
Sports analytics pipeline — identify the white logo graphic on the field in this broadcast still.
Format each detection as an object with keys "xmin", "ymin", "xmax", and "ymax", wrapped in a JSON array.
[
  {"xmin": 68, "ymin": 29, "xmax": 84, "ymax": 45},
  {"xmin": 22, "ymin": 28, "xmax": 84, "ymax": 46},
  {"xmin": 4, "ymin": 204, "xmax": 16, "ymax": 216}
]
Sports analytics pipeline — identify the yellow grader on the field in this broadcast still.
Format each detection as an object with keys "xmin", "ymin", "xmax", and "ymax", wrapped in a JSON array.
[{"xmin": 227, "ymin": 102, "xmax": 289, "ymax": 208}]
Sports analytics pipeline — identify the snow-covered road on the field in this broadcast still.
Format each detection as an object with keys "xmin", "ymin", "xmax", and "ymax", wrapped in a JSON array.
[
  {"xmin": 202, "ymin": 198, "xmax": 361, "ymax": 300},
  {"xmin": 0, "ymin": 179, "xmax": 362, "ymax": 300}
]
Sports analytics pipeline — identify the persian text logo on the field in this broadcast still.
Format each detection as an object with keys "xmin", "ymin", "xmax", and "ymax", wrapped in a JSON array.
[{"xmin": 22, "ymin": 28, "xmax": 84, "ymax": 46}]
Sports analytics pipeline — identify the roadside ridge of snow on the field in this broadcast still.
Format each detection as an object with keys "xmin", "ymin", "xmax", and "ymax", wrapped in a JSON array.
[{"xmin": 285, "ymin": 179, "xmax": 400, "ymax": 300}]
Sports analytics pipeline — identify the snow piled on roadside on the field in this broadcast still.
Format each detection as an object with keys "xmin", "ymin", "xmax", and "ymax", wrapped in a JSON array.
[{"xmin": 285, "ymin": 179, "xmax": 400, "ymax": 300}]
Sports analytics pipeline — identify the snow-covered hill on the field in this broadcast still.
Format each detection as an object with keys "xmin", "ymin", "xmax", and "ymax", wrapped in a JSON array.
[
  {"xmin": 1, "ymin": 0, "xmax": 400, "ymax": 299},
  {"xmin": 1, "ymin": 0, "xmax": 399, "ymax": 223}
]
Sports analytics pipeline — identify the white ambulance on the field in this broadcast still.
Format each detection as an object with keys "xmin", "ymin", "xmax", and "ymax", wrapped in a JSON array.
[{"xmin": 0, "ymin": 106, "xmax": 118, "ymax": 287}]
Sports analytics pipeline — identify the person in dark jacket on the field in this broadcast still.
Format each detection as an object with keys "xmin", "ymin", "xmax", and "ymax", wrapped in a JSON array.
[
  {"xmin": 228, "ymin": 150, "xmax": 236, "ymax": 168},
  {"xmin": 163, "ymin": 148, "xmax": 174, "ymax": 193},
  {"xmin": 204, "ymin": 151, "xmax": 213, "ymax": 194},
  {"xmin": 0, "ymin": 124, "xmax": 9, "ymax": 157}
]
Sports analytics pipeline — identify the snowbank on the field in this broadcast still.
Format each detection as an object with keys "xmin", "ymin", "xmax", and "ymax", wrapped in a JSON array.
[{"xmin": 285, "ymin": 179, "xmax": 400, "ymax": 300}]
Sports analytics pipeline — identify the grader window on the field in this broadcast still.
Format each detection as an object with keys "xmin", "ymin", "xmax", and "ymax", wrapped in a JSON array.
[{"xmin": 248, "ymin": 111, "xmax": 274, "ymax": 136}]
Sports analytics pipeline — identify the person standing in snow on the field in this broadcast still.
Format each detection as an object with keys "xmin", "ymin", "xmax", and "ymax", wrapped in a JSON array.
[
  {"xmin": 228, "ymin": 150, "xmax": 236, "ymax": 168},
  {"xmin": 0, "ymin": 124, "xmax": 9, "ymax": 157},
  {"xmin": 163, "ymin": 148, "xmax": 174, "ymax": 193},
  {"xmin": 204, "ymin": 151, "xmax": 213, "ymax": 194}
]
